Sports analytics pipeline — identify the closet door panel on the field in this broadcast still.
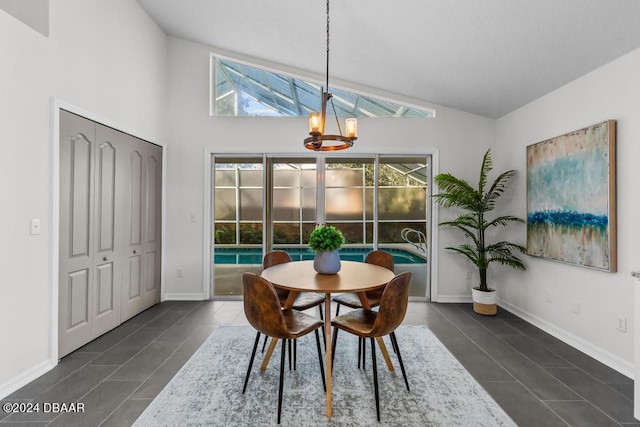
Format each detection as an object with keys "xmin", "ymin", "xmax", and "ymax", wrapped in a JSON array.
[
  {"xmin": 97, "ymin": 142, "xmax": 116, "ymax": 252},
  {"xmin": 120, "ymin": 143, "xmax": 148, "ymax": 321},
  {"xmin": 70, "ymin": 137, "xmax": 92, "ymax": 257},
  {"xmin": 146, "ymin": 155, "xmax": 159, "ymax": 244},
  {"xmin": 145, "ymin": 251, "xmax": 157, "ymax": 292},
  {"xmin": 93, "ymin": 126, "xmax": 123, "ymax": 335},
  {"xmin": 128, "ymin": 255, "xmax": 142, "ymax": 298},
  {"xmin": 129, "ymin": 151, "xmax": 143, "ymax": 246},
  {"xmin": 96, "ymin": 263, "xmax": 114, "ymax": 315},
  {"xmin": 68, "ymin": 268, "xmax": 90, "ymax": 328},
  {"xmin": 59, "ymin": 110, "xmax": 96, "ymax": 357},
  {"xmin": 142, "ymin": 146, "xmax": 162, "ymax": 307}
]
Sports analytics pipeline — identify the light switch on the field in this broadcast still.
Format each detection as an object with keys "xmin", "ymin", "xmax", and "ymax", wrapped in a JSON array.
[
  {"xmin": 30, "ymin": 219, "xmax": 41, "ymax": 235},
  {"xmin": 190, "ymin": 213, "xmax": 196, "ymax": 223}
]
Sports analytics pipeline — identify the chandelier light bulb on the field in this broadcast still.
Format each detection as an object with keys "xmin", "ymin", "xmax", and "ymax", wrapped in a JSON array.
[{"xmin": 309, "ymin": 112, "xmax": 322, "ymax": 134}]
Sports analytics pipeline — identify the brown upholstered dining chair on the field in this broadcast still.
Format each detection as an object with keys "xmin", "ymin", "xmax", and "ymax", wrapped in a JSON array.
[
  {"xmin": 332, "ymin": 250, "xmax": 394, "ymax": 316},
  {"xmin": 242, "ymin": 273, "xmax": 325, "ymax": 424},
  {"xmin": 331, "ymin": 271, "xmax": 412, "ymax": 422},
  {"xmin": 261, "ymin": 251, "xmax": 325, "ymax": 354}
]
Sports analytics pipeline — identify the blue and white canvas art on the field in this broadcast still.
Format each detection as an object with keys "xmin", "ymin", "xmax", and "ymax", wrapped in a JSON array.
[{"xmin": 526, "ymin": 120, "xmax": 616, "ymax": 271}]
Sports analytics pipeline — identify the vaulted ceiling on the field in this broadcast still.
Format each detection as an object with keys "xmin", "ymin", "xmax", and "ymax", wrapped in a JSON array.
[{"xmin": 137, "ymin": 0, "xmax": 640, "ymax": 118}]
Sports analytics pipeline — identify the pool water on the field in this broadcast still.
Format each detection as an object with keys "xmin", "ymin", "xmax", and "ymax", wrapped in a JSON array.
[{"xmin": 214, "ymin": 247, "xmax": 426, "ymax": 265}]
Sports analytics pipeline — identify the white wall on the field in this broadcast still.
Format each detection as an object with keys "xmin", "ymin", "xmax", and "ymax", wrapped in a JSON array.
[
  {"xmin": 0, "ymin": 0, "xmax": 167, "ymax": 397},
  {"xmin": 164, "ymin": 36, "xmax": 496, "ymax": 300},
  {"xmin": 495, "ymin": 47, "xmax": 640, "ymax": 377}
]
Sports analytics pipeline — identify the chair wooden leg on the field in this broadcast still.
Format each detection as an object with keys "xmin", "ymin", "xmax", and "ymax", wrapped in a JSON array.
[
  {"xmin": 243, "ymin": 331, "xmax": 261, "ymax": 394},
  {"xmin": 278, "ymin": 338, "xmax": 286, "ymax": 424},
  {"xmin": 261, "ymin": 334, "xmax": 268, "ymax": 353},
  {"xmin": 314, "ymin": 329, "xmax": 326, "ymax": 392},
  {"xmin": 391, "ymin": 332, "xmax": 410, "ymax": 391},
  {"xmin": 371, "ymin": 337, "xmax": 380, "ymax": 422}
]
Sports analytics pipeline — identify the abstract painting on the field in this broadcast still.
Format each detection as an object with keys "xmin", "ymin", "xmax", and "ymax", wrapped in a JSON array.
[{"xmin": 526, "ymin": 120, "xmax": 616, "ymax": 271}]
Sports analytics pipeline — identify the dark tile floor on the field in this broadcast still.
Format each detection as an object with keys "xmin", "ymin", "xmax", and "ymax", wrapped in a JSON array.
[{"xmin": 0, "ymin": 301, "xmax": 636, "ymax": 426}]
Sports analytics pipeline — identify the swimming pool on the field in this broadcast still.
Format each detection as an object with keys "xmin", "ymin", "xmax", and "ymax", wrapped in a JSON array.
[{"xmin": 214, "ymin": 247, "xmax": 426, "ymax": 265}]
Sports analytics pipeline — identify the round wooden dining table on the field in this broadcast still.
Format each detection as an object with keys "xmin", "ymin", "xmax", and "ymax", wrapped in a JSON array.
[{"xmin": 260, "ymin": 260, "xmax": 395, "ymax": 418}]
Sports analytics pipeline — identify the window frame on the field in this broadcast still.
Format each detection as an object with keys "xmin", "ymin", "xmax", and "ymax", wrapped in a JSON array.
[
  {"xmin": 209, "ymin": 53, "xmax": 436, "ymax": 119},
  {"xmin": 208, "ymin": 153, "xmax": 434, "ymax": 301}
]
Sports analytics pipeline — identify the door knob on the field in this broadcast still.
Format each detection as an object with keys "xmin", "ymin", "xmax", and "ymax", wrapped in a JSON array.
[
  {"xmin": 103, "ymin": 257, "xmax": 108, "ymax": 261},
  {"xmin": 133, "ymin": 250, "xmax": 137, "ymax": 254}
]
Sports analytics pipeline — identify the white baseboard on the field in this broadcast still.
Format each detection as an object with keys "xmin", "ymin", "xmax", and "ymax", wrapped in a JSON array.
[
  {"xmin": 497, "ymin": 298, "xmax": 634, "ymax": 379},
  {"xmin": 0, "ymin": 359, "xmax": 56, "ymax": 400},
  {"xmin": 163, "ymin": 293, "xmax": 206, "ymax": 301},
  {"xmin": 436, "ymin": 294, "xmax": 472, "ymax": 303}
]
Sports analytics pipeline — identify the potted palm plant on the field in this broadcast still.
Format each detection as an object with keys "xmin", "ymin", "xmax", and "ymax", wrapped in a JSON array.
[
  {"xmin": 308, "ymin": 224, "xmax": 345, "ymax": 274},
  {"xmin": 432, "ymin": 149, "xmax": 526, "ymax": 315}
]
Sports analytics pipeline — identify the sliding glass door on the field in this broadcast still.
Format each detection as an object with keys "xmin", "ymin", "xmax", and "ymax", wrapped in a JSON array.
[
  {"xmin": 212, "ymin": 155, "xmax": 430, "ymax": 298},
  {"xmin": 213, "ymin": 158, "xmax": 264, "ymax": 295}
]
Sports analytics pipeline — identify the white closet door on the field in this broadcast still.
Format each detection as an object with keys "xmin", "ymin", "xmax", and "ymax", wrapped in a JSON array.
[
  {"xmin": 59, "ymin": 111, "xmax": 97, "ymax": 356},
  {"xmin": 121, "ymin": 137, "xmax": 162, "ymax": 320},
  {"xmin": 93, "ymin": 125, "xmax": 123, "ymax": 335},
  {"xmin": 59, "ymin": 111, "xmax": 162, "ymax": 356},
  {"xmin": 141, "ymin": 144, "xmax": 162, "ymax": 309},
  {"xmin": 120, "ymin": 140, "xmax": 146, "ymax": 321}
]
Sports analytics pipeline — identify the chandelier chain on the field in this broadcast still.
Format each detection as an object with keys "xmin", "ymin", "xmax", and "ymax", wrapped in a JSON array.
[
  {"xmin": 326, "ymin": 0, "xmax": 330, "ymax": 90},
  {"xmin": 326, "ymin": 0, "xmax": 342, "ymax": 134}
]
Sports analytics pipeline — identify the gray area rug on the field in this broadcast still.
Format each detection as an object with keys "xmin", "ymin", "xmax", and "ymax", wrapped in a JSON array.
[{"xmin": 134, "ymin": 325, "xmax": 515, "ymax": 426}]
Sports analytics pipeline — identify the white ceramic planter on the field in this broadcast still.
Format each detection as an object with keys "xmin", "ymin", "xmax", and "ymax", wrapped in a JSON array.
[
  {"xmin": 313, "ymin": 250, "xmax": 341, "ymax": 274},
  {"xmin": 471, "ymin": 287, "xmax": 496, "ymax": 304},
  {"xmin": 472, "ymin": 287, "xmax": 497, "ymax": 315}
]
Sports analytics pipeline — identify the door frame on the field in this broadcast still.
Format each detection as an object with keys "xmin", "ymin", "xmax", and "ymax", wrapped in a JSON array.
[
  {"xmin": 50, "ymin": 98, "xmax": 167, "ymax": 363},
  {"xmin": 203, "ymin": 149, "xmax": 441, "ymax": 302}
]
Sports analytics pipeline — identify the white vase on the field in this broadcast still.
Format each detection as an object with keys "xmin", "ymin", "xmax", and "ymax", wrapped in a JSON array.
[{"xmin": 313, "ymin": 250, "xmax": 341, "ymax": 274}]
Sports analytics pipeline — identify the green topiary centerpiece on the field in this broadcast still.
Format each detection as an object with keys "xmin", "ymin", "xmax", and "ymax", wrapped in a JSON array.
[
  {"xmin": 308, "ymin": 225, "xmax": 345, "ymax": 274},
  {"xmin": 308, "ymin": 225, "xmax": 345, "ymax": 252}
]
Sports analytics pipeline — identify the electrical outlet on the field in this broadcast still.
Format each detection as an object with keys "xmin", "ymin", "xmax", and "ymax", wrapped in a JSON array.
[
  {"xmin": 616, "ymin": 316, "xmax": 627, "ymax": 332},
  {"xmin": 571, "ymin": 300, "xmax": 580, "ymax": 314},
  {"xmin": 177, "ymin": 268, "xmax": 184, "ymax": 278},
  {"xmin": 30, "ymin": 219, "xmax": 41, "ymax": 235}
]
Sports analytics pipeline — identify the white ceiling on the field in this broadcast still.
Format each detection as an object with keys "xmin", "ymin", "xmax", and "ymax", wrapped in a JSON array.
[{"xmin": 136, "ymin": 0, "xmax": 640, "ymax": 118}]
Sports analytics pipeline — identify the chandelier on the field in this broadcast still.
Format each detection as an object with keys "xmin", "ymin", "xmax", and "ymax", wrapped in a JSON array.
[{"xmin": 304, "ymin": 0, "xmax": 358, "ymax": 151}]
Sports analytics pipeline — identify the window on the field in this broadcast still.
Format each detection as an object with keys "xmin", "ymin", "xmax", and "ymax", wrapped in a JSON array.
[
  {"xmin": 271, "ymin": 159, "xmax": 317, "ymax": 245},
  {"xmin": 377, "ymin": 158, "xmax": 428, "ymax": 248},
  {"xmin": 325, "ymin": 159, "xmax": 374, "ymax": 245},
  {"xmin": 213, "ymin": 57, "xmax": 434, "ymax": 118},
  {"xmin": 213, "ymin": 159, "xmax": 264, "ymax": 246}
]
